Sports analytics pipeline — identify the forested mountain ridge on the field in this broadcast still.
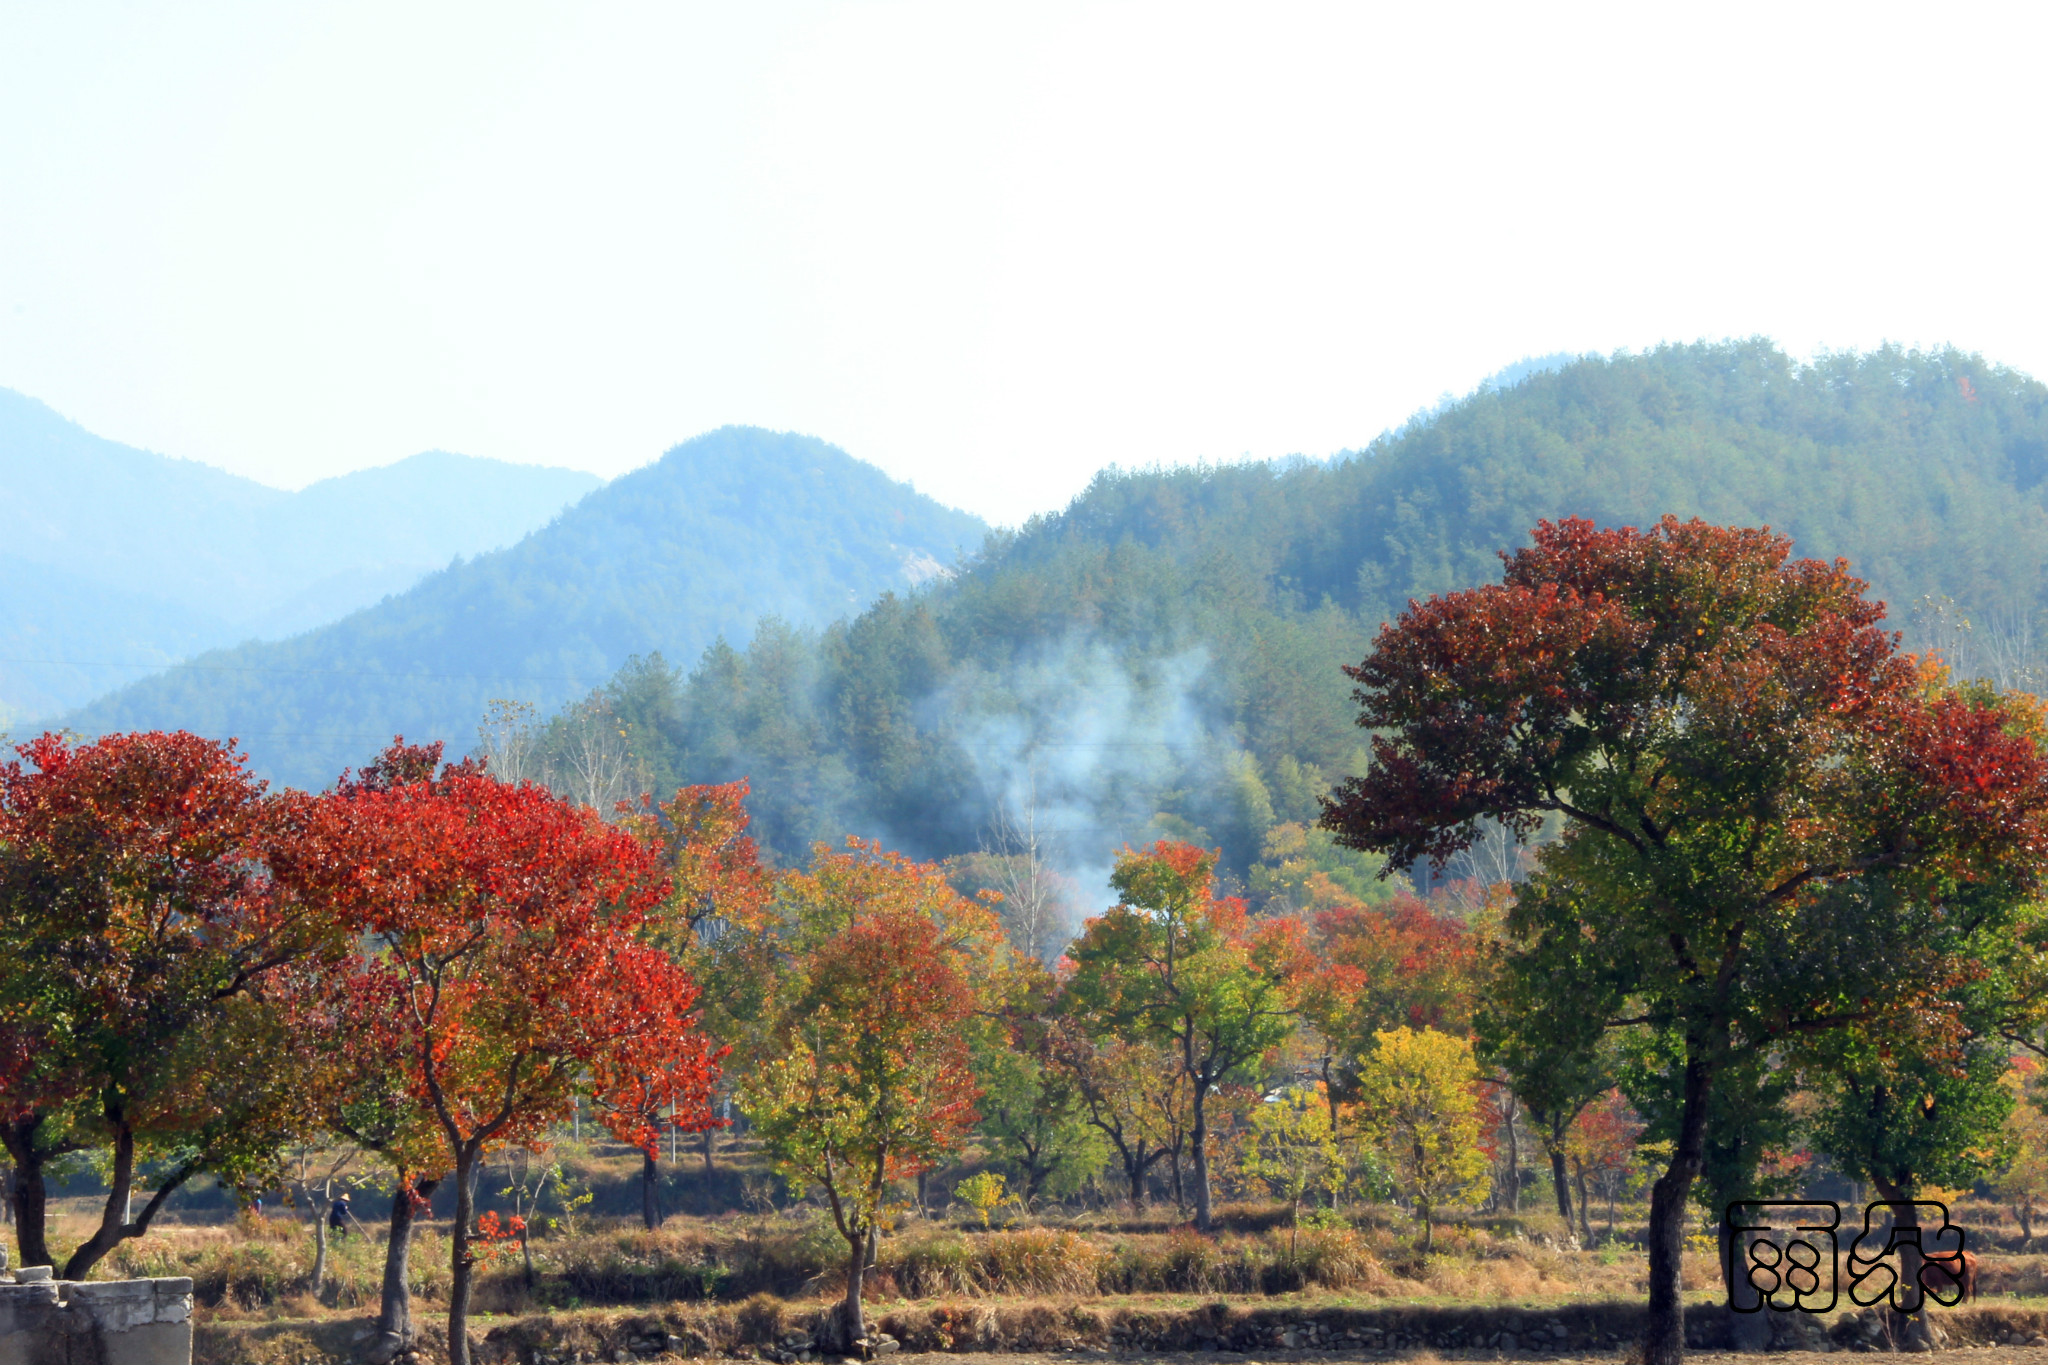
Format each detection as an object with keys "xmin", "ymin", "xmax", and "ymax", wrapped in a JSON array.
[
  {"xmin": 0, "ymin": 388, "xmax": 601, "ymax": 718},
  {"xmin": 537, "ymin": 342, "xmax": 2048, "ymax": 924},
  {"xmin": 64, "ymin": 426, "xmax": 988, "ymax": 790}
]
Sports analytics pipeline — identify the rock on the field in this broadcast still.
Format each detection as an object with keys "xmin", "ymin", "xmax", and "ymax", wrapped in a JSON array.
[{"xmin": 362, "ymin": 1331, "xmax": 410, "ymax": 1365}]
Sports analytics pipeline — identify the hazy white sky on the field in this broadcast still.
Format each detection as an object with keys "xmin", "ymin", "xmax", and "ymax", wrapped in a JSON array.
[{"xmin": 4, "ymin": 2, "xmax": 2044, "ymax": 525}]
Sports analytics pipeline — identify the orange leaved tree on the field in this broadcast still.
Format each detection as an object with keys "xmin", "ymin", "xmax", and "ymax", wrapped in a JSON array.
[
  {"xmin": 1062, "ymin": 841, "xmax": 1302, "ymax": 1230},
  {"xmin": 317, "ymin": 742, "xmax": 720, "ymax": 1365},
  {"xmin": 623, "ymin": 780, "xmax": 778, "ymax": 1211},
  {"xmin": 741, "ymin": 841, "xmax": 997, "ymax": 1352}
]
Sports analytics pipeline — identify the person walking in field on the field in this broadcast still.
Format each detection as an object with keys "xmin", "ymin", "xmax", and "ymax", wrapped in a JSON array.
[{"xmin": 330, "ymin": 1194, "xmax": 352, "ymax": 1237}]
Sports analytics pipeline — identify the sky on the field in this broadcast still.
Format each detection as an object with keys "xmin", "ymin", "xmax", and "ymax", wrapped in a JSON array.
[{"xmin": 3, "ymin": 2, "xmax": 2046, "ymax": 526}]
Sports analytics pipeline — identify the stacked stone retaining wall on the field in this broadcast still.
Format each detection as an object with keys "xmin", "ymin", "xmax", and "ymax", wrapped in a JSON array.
[{"xmin": 0, "ymin": 1270, "xmax": 195, "ymax": 1365}]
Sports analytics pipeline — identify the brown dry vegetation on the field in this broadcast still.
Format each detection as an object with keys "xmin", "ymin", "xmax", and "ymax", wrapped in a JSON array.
[{"xmin": 20, "ymin": 1149, "xmax": 2048, "ymax": 1364}]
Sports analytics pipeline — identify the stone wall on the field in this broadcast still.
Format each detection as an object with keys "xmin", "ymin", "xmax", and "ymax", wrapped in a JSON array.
[{"xmin": 0, "ymin": 1269, "xmax": 195, "ymax": 1365}]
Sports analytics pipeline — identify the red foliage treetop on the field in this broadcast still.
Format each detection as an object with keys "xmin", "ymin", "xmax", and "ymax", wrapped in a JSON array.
[
  {"xmin": 1323, "ymin": 515, "xmax": 2048, "ymax": 893},
  {"xmin": 314, "ymin": 748, "xmax": 720, "ymax": 1161}
]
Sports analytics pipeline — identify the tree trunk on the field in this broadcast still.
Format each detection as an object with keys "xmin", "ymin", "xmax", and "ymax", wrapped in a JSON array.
[
  {"xmin": 1169, "ymin": 1139, "xmax": 1186, "ymax": 1214},
  {"xmin": 1575, "ymin": 1161, "xmax": 1592, "ymax": 1247},
  {"xmin": 1550, "ymin": 1145, "xmax": 1573, "ymax": 1224},
  {"xmin": 1502, "ymin": 1091, "xmax": 1520, "ymax": 1212},
  {"xmin": 916, "ymin": 1170, "xmax": 931, "ymax": 1219},
  {"xmin": 4, "ymin": 1146, "xmax": 52, "ymax": 1268},
  {"xmin": 62, "ymin": 1122, "xmax": 137, "ymax": 1281},
  {"xmin": 1644, "ymin": 1053, "xmax": 1713, "ymax": 1365},
  {"xmin": 377, "ymin": 1175, "xmax": 439, "ymax": 1349},
  {"xmin": 449, "ymin": 1147, "xmax": 480, "ymax": 1365},
  {"xmin": 1873, "ymin": 1181, "xmax": 1936, "ymax": 1350},
  {"xmin": 1418, "ymin": 1196, "xmax": 1434, "ymax": 1255},
  {"xmin": 702, "ymin": 1125, "xmax": 716, "ymax": 1174},
  {"xmin": 1126, "ymin": 1141, "xmax": 1150, "ymax": 1212},
  {"xmin": 642, "ymin": 1149, "xmax": 661, "ymax": 1230},
  {"xmin": 1190, "ymin": 1077, "xmax": 1213, "ymax": 1231},
  {"xmin": 2018, "ymin": 1200, "xmax": 2035, "ymax": 1249},
  {"xmin": 311, "ymin": 1191, "xmax": 331, "ymax": 1295},
  {"xmin": 840, "ymin": 1236, "xmax": 868, "ymax": 1352}
]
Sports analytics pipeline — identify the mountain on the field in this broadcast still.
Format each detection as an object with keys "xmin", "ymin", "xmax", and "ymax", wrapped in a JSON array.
[
  {"xmin": 0, "ymin": 389, "xmax": 601, "ymax": 718},
  {"xmin": 63, "ymin": 426, "xmax": 989, "ymax": 789},
  {"xmin": 520, "ymin": 342, "xmax": 2048, "ymax": 900}
]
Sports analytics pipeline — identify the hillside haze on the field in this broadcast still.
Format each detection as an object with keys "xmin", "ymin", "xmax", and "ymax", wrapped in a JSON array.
[
  {"xmin": 65, "ymin": 426, "xmax": 988, "ymax": 789},
  {"xmin": 0, "ymin": 389, "xmax": 600, "ymax": 719}
]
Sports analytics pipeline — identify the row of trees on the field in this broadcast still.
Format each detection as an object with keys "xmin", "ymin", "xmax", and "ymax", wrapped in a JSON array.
[
  {"xmin": 11, "ymin": 514, "xmax": 2048, "ymax": 1365},
  {"xmin": 0, "ymin": 736, "xmax": 719, "ymax": 1365}
]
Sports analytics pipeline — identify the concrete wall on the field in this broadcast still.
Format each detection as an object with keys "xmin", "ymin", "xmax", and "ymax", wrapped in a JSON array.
[{"xmin": 0, "ymin": 1273, "xmax": 194, "ymax": 1365}]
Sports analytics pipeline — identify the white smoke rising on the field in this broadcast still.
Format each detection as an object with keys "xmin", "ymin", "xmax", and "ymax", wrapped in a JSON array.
[{"xmin": 937, "ymin": 635, "xmax": 1232, "ymax": 950}]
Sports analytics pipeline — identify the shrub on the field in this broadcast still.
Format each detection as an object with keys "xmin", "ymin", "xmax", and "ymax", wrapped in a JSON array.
[
  {"xmin": 1291, "ymin": 1226, "xmax": 1382, "ymax": 1290},
  {"xmin": 888, "ymin": 1235, "xmax": 978, "ymax": 1299},
  {"xmin": 978, "ymin": 1229, "xmax": 1104, "ymax": 1295},
  {"xmin": 735, "ymin": 1292, "xmax": 785, "ymax": 1344}
]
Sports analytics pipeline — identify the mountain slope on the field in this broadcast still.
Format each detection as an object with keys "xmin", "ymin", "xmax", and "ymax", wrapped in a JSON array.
[
  {"xmin": 546, "ymin": 343, "xmax": 2048, "ymax": 890},
  {"xmin": 0, "ymin": 389, "xmax": 600, "ymax": 715},
  {"xmin": 64, "ymin": 426, "xmax": 988, "ymax": 789}
]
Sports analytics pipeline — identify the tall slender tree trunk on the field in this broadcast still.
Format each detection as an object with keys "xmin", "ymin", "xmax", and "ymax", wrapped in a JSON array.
[
  {"xmin": 310, "ymin": 1183, "xmax": 331, "ymax": 1296},
  {"xmin": 1644, "ymin": 1053, "xmax": 1713, "ymax": 1365},
  {"xmin": 1190, "ymin": 1076, "xmax": 1213, "ymax": 1231},
  {"xmin": 1126, "ymin": 1141, "xmax": 1150, "ymax": 1211},
  {"xmin": 1550, "ymin": 1146, "xmax": 1573, "ymax": 1224},
  {"xmin": 642, "ymin": 1149, "xmax": 661, "ymax": 1230},
  {"xmin": 4, "ymin": 1146, "xmax": 52, "ymax": 1268},
  {"xmin": 702, "ymin": 1126, "xmax": 716, "ymax": 1174},
  {"xmin": 376, "ymin": 1176, "xmax": 439, "ymax": 1352},
  {"xmin": 1575, "ymin": 1162, "xmax": 1593, "ymax": 1247},
  {"xmin": 449, "ymin": 1146, "xmax": 481, "ymax": 1365},
  {"xmin": 1502, "ymin": 1092, "xmax": 1520, "ymax": 1212}
]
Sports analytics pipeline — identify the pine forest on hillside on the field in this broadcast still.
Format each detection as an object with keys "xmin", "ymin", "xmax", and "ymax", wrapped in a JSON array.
[{"xmin": 495, "ymin": 343, "xmax": 2048, "ymax": 920}]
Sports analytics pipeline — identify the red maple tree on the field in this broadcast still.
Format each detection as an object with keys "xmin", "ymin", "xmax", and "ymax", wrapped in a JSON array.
[
  {"xmin": 1322, "ymin": 517, "xmax": 2048, "ymax": 1363},
  {"xmin": 0, "ymin": 731, "xmax": 340, "ymax": 1278},
  {"xmin": 313, "ymin": 744, "xmax": 720, "ymax": 1365}
]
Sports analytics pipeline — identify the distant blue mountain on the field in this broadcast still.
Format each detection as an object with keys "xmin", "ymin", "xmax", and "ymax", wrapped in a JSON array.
[
  {"xmin": 63, "ymin": 426, "xmax": 989, "ymax": 790},
  {"xmin": 0, "ymin": 389, "xmax": 600, "ymax": 719}
]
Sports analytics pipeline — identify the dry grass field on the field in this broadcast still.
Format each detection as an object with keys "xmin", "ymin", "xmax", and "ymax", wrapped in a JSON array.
[{"xmin": 16, "ymin": 1140, "xmax": 2048, "ymax": 1364}]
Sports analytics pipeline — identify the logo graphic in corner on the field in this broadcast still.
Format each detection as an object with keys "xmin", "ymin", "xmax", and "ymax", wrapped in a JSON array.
[{"xmin": 1725, "ymin": 1201, "xmax": 1969, "ymax": 1313}]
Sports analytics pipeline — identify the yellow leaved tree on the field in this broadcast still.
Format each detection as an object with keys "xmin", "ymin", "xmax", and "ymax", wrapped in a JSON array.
[{"xmin": 1352, "ymin": 1026, "xmax": 1490, "ymax": 1253}]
